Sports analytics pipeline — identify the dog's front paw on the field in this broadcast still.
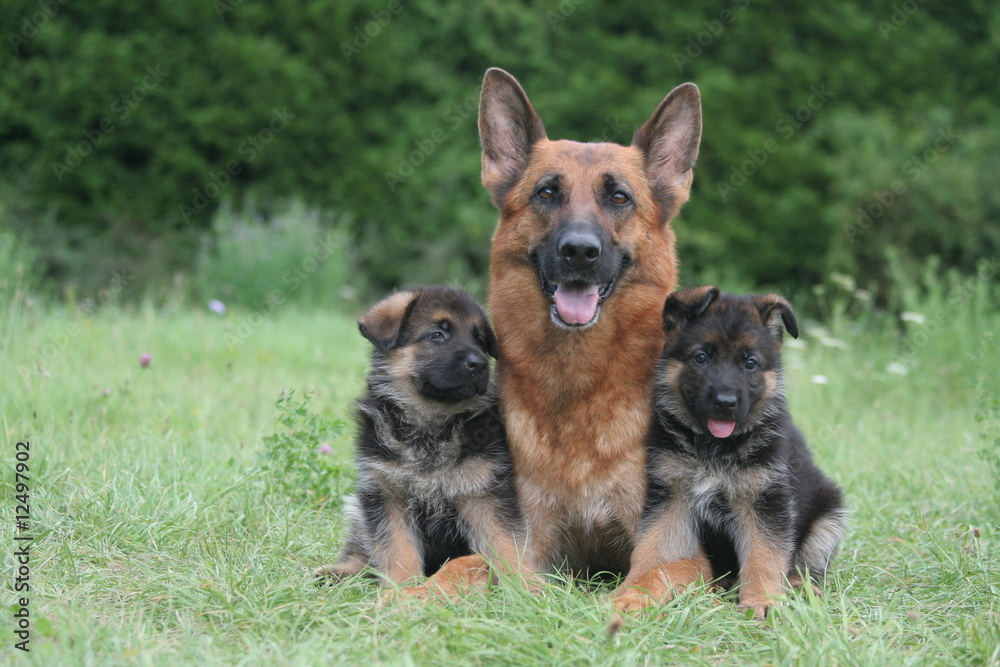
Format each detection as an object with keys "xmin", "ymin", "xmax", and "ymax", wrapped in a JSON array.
[
  {"xmin": 611, "ymin": 588, "xmax": 660, "ymax": 614},
  {"xmin": 313, "ymin": 564, "xmax": 355, "ymax": 584},
  {"xmin": 397, "ymin": 583, "xmax": 434, "ymax": 600},
  {"xmin": 736, "ymin": 596, "xmax": 770, "ymax": 620}
]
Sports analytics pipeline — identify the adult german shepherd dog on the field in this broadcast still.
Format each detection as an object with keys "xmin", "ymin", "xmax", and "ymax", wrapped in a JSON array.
[
  {"xmin": 613, "ymin": 288, "xmax": 846, "ymax": 618},
  {"xmin": 479, "ymin": 68, "xmax": 702, "ymax": 575}
]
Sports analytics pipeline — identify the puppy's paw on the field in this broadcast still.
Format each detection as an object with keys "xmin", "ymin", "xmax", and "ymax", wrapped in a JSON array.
[
  {"xmin": 786, "ymin": 573, "xmax": 823, "ymax": 598},
  {"xmin": 736, "ymin": 595, "xmax": 771, "ymax": 620},
  {"xmin": 313, "ymin": 564, "xmax": 356, "ymax": 585}
]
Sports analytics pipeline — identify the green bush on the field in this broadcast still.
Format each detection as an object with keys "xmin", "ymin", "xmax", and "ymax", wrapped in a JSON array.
[
  {"xmin": 1, "ymin": 0, "xmax": 998, "ymax": 298},
  {"xmin": 256, "ymin": 391, "xmax": 352, "ymax": 508},
  {"xmin": 194, "ymin": 200, "xmax": 356, "ymax": 310}
]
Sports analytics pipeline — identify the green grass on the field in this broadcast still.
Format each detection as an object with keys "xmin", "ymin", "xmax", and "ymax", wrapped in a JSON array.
[{"xmin": 1, "ymin": 281, "xmax": 998, "ymax": 665}]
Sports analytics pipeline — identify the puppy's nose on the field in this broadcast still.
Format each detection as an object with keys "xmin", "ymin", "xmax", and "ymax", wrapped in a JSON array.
[
  {"xmin": 714, "ymin": 392, "xmax": 738, "ymax": 410},
  {"xmin": 559, "ymin": 232, "xmax": 601, "ymax": 270},
  {"xmin": 463, "ymin": 350, "xmax": 487, "ymax": 373}
]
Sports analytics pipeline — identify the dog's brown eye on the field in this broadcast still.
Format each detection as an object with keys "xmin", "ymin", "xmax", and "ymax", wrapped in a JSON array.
[
  {"xmin": 745, "ymin": 358, "xmax": 758, "ymax": 370},
  {"xmin": 427, "ymin": 331, "xmax": 446, "ymax": 342},
  {"xmin": 693, "ymin": 352, "xmax": 708, "ymax": 364},
  {"xmin": 537, "ymin": 187, "xmax": 556, "ymax": 200},
  {"xmin": 611, "ymin": 191, "xmax": 630, "ymax": 205}
]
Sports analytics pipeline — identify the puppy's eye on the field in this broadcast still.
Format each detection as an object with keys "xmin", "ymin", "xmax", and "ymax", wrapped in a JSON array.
[
  {"xmin": 693, "ymin": 352, "xmax": 708, "ymax": 364},
  {"xmin": 610, "ymin": 191, "xmax": 630, "ymax": 205},
  {"xmin": 427, "ymin": 331, "xmax": 446, "ymax": 342},
  {"xmin": 537, "ymin": 186, "xmax": 556, "ymax": 200},
  {"xmin": 744, "ymin": 358, "xmax": 758, "ymax": 370}
]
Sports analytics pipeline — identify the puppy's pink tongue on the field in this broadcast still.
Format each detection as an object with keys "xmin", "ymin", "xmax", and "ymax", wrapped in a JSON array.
[
  {"xmin": 554, "ymin": 284, "xmax": 599, "ymax": 325},
  {"xmin": 707, "ymin": 419, "xmax": 736, "ymax": 438}
]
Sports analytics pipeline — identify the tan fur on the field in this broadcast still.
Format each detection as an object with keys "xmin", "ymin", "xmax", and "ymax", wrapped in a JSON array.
[
  {"xmin": 611, "ymin": 553, "xmax": 712, "ymax": 613},
  {"xmin": 358, "ymin": 290, "xmax": 418, "ymax": 343},
  {"xmin": 736, "ymin": 536, "xmax": 788, "ymax": 619},
  {"xmin": 401, "ymin": 555, "xmax": 493, "ymax": 599},
  {"xmin": 489, "ymin": 144, "xmax": 679, "ymax": 571},
  {"xmin": 379, "ymin": 498, "xmax": 424, "ymax": 583},
  {"xmin": 482, "ymin": 69, "xmax": 701, "ymax": 574}
]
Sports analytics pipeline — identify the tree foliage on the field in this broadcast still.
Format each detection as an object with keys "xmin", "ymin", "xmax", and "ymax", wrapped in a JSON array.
[{"xmin": 2, "ymin": 0, "xmax": 997, "ymax": 297}]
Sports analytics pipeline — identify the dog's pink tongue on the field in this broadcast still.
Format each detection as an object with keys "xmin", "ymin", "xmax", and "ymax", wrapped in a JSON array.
[
  {"xmin": 554, "ymin": 284, "xmax": 599, "ymax": 325},
  {"xmin": 707, "ymin": 419, "xmax": 737, "ymax": 438}
]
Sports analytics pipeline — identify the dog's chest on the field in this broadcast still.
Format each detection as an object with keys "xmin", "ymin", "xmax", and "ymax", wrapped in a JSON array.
[
  {"xmin": 365, "ymin": 423, "xmax": 495, "ymax": 501},
  {"xmin": 652, "ymin": 452, "xmax": 776, "ymax": 521}
]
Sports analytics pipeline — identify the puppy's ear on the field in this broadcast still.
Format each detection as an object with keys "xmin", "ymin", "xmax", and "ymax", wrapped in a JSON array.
[
  {"xmin": 479, "ymin": 68, "xmax": 547, "ymax": 208},
  {"xmin": 358, "ymin": 290, "xmax": 421, "ymax": 352},
  {"xmin": 482, "ymin": 321, "xmax": 500, "ymax": 360},
  {"xmin": 663, "ymin": 286, "xmax": 719, "ymax": 332},
  {"xmin": 632, "ymin": 83, "xmax": 702, "ymax": 215},
  {"xmin": 754, "ymin": 294, "xmax": 799, "ymax": 340}
]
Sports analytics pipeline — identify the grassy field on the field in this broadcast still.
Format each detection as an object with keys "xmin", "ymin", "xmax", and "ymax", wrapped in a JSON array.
[{"xmin": 1, "ymin": 274, "xmax": 998, "ymax": 665}]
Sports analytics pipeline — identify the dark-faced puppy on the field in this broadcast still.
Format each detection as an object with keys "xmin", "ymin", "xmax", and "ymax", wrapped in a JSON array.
[
  {"xmin": 614, "ymin": 287, "xmax": 846, "ymax": 619},
  {"xmin": 315, "ymin": 287, "xmax": 524, "ymax": 595}
]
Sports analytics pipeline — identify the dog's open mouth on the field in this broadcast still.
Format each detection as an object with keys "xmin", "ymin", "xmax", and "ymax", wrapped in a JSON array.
[{"xmin": 538, "ymin": 260, "xmax": 626, "ymax": 329}]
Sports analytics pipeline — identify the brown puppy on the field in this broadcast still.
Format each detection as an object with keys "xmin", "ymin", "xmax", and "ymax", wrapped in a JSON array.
[
  {"xmin": 479, "ymin": 68, "xmax": 702, "ymax": 575},
  {"xmin": 613, "ymin": 287, "xmax": 846, "ymax": 619},
  {"xmin": 315, "ymin": 287, "xmax": 524, "ymax": 596}
]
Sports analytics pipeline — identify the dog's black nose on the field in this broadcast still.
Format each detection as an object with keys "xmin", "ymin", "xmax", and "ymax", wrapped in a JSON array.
[
  {"xmin": 714, "ymin": 392, "xmax": 738, "ymax": 410},
  {"xmin": 559, "ymin": 232, "xmax": 601, "ymax": 270},
  {"xmin": 463, "ymin": 350, "xmax": 487, "ymax": 373}
]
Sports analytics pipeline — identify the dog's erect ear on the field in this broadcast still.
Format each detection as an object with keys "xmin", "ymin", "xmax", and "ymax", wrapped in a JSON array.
[
  {"xmin": 482, "ymin": 320, "xmax": 500, "ymax": 359},
  {"xmin": 358, "ymin": 290, "xmax": 421, "ymax": 352},
  {"xmin": 663, "ymin": 285, "xmax": 719, "ymax": 332},
  {"xmin": 632, "ymin": 83, "xmax": 702, "ymax": 213},
  {"xmin": 754, "ymin": 294, "xmax": 799, "ymax": 340},
  {"xmin": 479, "ymin": 68, "xmax": 548, "ymax": 208}
]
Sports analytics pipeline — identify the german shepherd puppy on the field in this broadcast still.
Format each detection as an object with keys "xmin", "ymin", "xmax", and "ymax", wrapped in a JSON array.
[
  {"xmin": 480, "ymin": 68, "xmax": 701, "ymax": 575},
  {"xmin": 613, "ymin": 287, "xmax": 847, "ymax": 618},
  {"xmin": 315, "ymin": 287, "xmax": 524, "ymax": 595}
]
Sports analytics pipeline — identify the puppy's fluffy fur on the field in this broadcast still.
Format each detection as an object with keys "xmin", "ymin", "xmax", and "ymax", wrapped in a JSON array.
[{"xmin": 315, "ymin": 287, "xmax": 524, "ymax": 593}]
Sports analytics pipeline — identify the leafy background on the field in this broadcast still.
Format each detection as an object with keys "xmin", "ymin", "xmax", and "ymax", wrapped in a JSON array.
[{"xmin": 2, "ymin": 0, "xmax": 998, "ymax": 307}]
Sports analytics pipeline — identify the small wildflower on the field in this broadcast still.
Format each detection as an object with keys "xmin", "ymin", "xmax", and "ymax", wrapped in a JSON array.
[
  {"xmin": 810, "ymin": 375, "xmax": 830, "ymax": 385},
  {"xmin": 901, "ymin": 311, "xmax": 926, "ymax": 324},
  {"xmin": 317, "ymin": 443, "xmax": 332, "ymax": 455},
  {"xmin": 140, "ymin": 353, "xmax": 152, "ymax": 368},
  {"xmin": 208, "ymin": 299, "xmax": 227, "ymax": 315},
  {"xmin": 886, "ymin": 361, "xmax": 909, "ymax": 375},
  {"xmin": 102, "ymin": 388, "xmax": 111, "ymax": 396}
]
